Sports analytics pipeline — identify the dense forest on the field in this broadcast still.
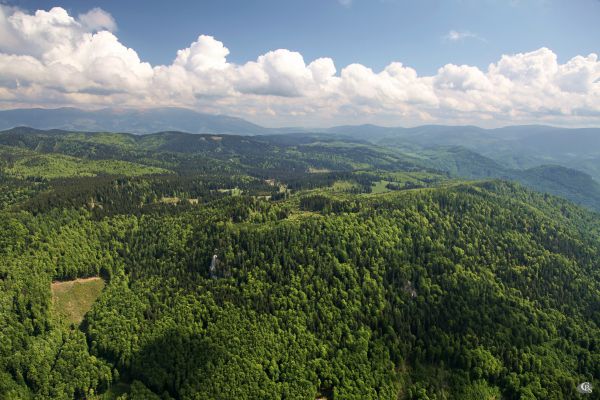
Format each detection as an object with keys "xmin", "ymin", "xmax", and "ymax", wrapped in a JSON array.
[{"xmin": 0, "ymin": 127, "xmax": 599, "ymax": 399}]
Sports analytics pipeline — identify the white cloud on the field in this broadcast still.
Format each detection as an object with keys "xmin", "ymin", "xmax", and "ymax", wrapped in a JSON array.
[
  {"xmin": 0, "ymin": 5, "xmax": 599, "ymax": 127},
  {"xmin": 236, "ymin": 49, "xmax": 313, "ymax": 97},
  {"xmin": 0, "ymin": 6, "xmax": 152, "ymax": 96},
  {"xmin": 443, "ymin": 30, "xmax": 483, "ymax": 42},
  {"xmin": 435, "ymin": 64, "xmax": 492, "ymax": 92},
  {"xmin": 338, "ymin": 0, "xmax": 353, "ymax": 7},
  {"xmin": 78, "ymin": 8, "xmax": 117, "ymax": 32}
]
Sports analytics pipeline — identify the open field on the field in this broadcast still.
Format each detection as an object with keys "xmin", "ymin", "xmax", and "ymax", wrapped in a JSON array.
[{"xmin": 51, "ymin": 277, "xmax": 105, "ymax": 325}]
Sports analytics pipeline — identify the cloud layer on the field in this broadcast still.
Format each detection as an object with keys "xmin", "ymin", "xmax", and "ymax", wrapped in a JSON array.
[{"xmin": 1, "ymin": 6, "xmax": 599, "ymax": 127}]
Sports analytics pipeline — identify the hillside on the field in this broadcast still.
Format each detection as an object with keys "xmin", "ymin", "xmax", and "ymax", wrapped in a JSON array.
[
  {"xmin": 514, "ymin": 165, "xmax": 600, "ymax": 211},
  {"xmin": 0, "ymin": 126, "xmax": 598, "ymax": 399},
  {"xmin": 2, "ymin": 108, "xmax": 600, "ymax": 183},
  {"xmin": 2, "ymin": 127, "xmax": 600, "ymax": 213},
  {"xmin": 0, "ymin": 126, "xmax": 435, "ymax": 183},
  {"xmin": 405, "ymin": 146, "xmax": 600, "ymax": 211},
  {"xmin": 0, "ymin": 145, "xmax": 168, "ymax": 179},
  {"xmin": 370, "ymin": 125, "xmax": 600, "ymax": 182},
  {"xmin": 1, "ymin": 167, "xmax": 599, "ymax": 399}
]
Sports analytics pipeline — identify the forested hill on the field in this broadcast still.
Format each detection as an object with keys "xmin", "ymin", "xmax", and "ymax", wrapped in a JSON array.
[
  {"xmin": 1, "ymin": 174, "xmax": 599, "ymax": 399},
  {"xmin": 1, "ymin": 126, "xmax": 599, "ymax": 398},
  {"xmin": 3, "ymin": 107, "xmax": 599, "ymax": 182},
  {"xmin": 1, "ymin": 126, "xmax": 600, "ymax": 212},
  {"xmin": 0, "ymin": 126, "xmax": 427, "ymax": 178},
  {"xmin": 412, "ymin": 146, "xmax": 600, "ymax": 211}
]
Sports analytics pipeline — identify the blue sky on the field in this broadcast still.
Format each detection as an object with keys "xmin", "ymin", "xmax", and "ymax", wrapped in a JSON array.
[
  {"xmin": 11, "ymin": 0, "xmax": 600, "ymax": 74},
  {"xmin": 0, "ymin": 1, "xmax": 599, "ymax": 127}
]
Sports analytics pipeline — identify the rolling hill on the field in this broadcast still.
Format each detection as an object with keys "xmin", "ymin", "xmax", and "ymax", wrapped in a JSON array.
[
  {"xmin": 2, "ymin": 127, "xmax": 600, "ymax": 212},
  {"xmin": 407, "ymin": 145, "xmax": 600, "ymax": 211},
  {"xmin": 2, "ymin": 107, "xmax": 600, "ymax": 183},
  {"xmin": 0, "ymin": 124, "xmax": 599, "ymax": 399}
]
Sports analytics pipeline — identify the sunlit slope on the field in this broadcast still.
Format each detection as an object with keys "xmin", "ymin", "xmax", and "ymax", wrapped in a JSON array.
[{"xmin": 2, "ymin": 176, "xmax": 598, "ymax": 399}]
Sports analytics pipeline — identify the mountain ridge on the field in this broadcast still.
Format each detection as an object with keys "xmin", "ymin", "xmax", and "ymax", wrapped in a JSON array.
[
  {"xmin": 2, "ymin": 107, "xmax": 598, "ymax": 135},
  {"xmin": 3, "ymin": 107, "xmax": 600, "ymax": 182},
  {"xmin": 0, "ymin": 107, "xmax": 267, "ymax": 135}
]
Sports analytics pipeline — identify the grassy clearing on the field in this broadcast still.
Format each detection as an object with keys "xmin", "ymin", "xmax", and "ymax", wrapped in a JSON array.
[
  {"xmin": 331, "ymin": 180, "xmax": 362, "ymax": 192},
  {"xmin": 160, "ymin": 196, "xmax": 200, "ymax": 205},
  {"xmin": 308, "ymin": 167, "xmax": 332, "ymax": 173},
  {"xmin": 51, "ymin": 277, "xmax": 105, "ymax": 325},
  {"xmin": 218, "ymin": 187, "xmax": 242, "ymax": 196},
  {"xmin": 371, "ymin": 180, "xmax": 391, "ymax": 194},
  {"xmin": 160, "ymin": 196, "xmax": 181, "ymax": 204}
]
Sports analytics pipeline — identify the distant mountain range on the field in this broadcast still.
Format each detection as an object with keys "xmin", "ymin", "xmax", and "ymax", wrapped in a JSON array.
[
  {"xmin": 2, "ymin": 107, "xmax": 600, "ymax": 183},
  {"xmin": 369, "ymin": 125, "xmax": 600, "ymax": 182},
  {"xmin": 0, "ymin": 107, "xmax": 268, "ymax": 135}
]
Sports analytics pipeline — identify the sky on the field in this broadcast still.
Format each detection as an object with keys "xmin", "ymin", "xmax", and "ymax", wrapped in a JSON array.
[{"xmin": 0, "ymin": 0, "xmax": 599, "ymax": 127}]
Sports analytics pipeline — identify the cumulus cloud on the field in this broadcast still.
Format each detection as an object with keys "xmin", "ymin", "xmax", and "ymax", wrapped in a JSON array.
[
  {"xmin": 0, "ymin": 5, "xmax": 599, "ymax": 127},
  {"xmin": 78, "ymin": 8, "xmax": 117, "ymax": 32},
  {"xmin": 0, "ymin": 6, "xmax": 151, "ymax": 97}
]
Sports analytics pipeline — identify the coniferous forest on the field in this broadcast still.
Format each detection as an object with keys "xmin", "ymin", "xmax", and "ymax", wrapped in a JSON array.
[{"xmin": 0, "ymin": 127, "xmax": 599, "ymax": 399}]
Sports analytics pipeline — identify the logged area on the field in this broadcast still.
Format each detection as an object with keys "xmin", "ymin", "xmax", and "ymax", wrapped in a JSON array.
[{"xmin": 51, "ymin": 277, "xmax": 105, "ymax": 325}]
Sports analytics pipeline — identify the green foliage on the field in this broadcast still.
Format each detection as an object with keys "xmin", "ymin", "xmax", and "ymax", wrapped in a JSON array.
[
  {"xmin": 0, "ymin": 127, "xmax": 599, "ymax": 399},
  {"xmin": 388, "ymin": 145, "xmax": 600, "ymax": 211},
  {"xmin": 371, "ymin": 180, "xmax": 391, "ymax": 194},
  {"xmin": 0, "ymin": 146, "xmax": 169, "ymax": 179},
  {"xmin": 456, "ymin": 380, "xmax": 501, "ymax": 400}
]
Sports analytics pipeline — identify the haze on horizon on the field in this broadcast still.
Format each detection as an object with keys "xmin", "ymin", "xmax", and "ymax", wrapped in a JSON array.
[{"xmin": 0, "ymin": 0, "xmax": 599, "ymax": 128}]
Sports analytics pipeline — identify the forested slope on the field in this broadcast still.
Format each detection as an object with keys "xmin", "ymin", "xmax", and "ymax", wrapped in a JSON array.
[
  {"xmin": 1, "ymin": 172, "xmax": 599, "ymax": 399},
  {"xmin": 397, "ymin": 145, "xmax": 600, "ymax": 211},
  {"xmin": 2, "ymin": 127, "xmax": 599, "ymax": 212}
]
